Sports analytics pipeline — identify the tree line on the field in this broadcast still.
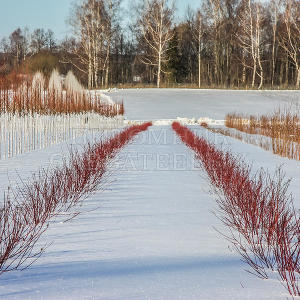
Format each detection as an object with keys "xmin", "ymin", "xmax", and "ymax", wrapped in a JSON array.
[{"xmin": 0, "ymin": 0, "xmax": 300, "ymax": 89}]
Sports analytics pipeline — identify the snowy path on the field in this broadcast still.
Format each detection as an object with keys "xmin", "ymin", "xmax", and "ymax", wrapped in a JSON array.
[
  {"xmin": 0, "ymin": 126, "xmax": 286, "ymax": 299},
  {"xmin": 1, "ymin": 89, "xmax": 300, "ymax": 299}
]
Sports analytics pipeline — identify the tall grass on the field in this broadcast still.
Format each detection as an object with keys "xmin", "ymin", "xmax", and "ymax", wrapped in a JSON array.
[
  {"xmin": 226, "ymin": 106, "xmax": 300, "ymax": 160},
  {"xmin": 203, "ymin": 126, "xmax": 275, "ymax": 155}
]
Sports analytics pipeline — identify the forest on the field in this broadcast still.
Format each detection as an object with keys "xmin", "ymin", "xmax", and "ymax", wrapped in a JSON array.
[{"xmin": 0, "ymin": 0, "xmax": 299, "ymax": 89}]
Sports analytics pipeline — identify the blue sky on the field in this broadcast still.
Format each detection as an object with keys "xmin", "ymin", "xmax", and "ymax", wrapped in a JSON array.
[{"xmin": 0, "ymin": 0, "xmax": 199, "ymax": 41}]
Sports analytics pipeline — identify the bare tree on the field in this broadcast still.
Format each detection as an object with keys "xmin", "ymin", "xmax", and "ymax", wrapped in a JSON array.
[
  {"xmin": 189, "ymin": 8, "xmax": 205, "ymax": 88},
  {"xmin": 0, "ymin": 38, "xmax": 10, "ymax": 55},
  {"xmin": 269, "ymin": 0, "xmax": 280, "ymax": 86},
  {"xmin": 69, "ymin": 0, "xmax": 105, "ymax": 88},
  {"xmin": 204, "ymin": 0, "xmax": 224, "ymax": 85},
  {"xmin": 279, "ymin": 0, "xmax": 300, "ymax": 88},
  {"xmin": 22, "ymin": 27, "xmax": 32, "ymax": 61},
  {"xmin": 68, "ymin": 0, "xmax": 120, "ymax": 88},
  {"xmin": 103, "ymin": 0, "xmax": 121, "ymax": 88},
  {"xmin": 237, "ymin": 0, "xmax": 264, "ymax": 89},
  {"xmin": 9, "ymin": 28, "xmax": 30, "ymax": 67},
  {"xmin": 137, "ymin": 0, "xmax": 174, "ymax": 88},
  {"xmin": 31, "ymin": 28, "xmax": 47, "ymax": 53},
  {"xmin": 45, "ymin": 29, "xmax": 56, "ymax": 52}
]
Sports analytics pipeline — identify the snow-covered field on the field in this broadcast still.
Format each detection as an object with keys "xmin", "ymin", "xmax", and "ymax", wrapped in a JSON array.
[
  {"xmin": 1, "ymin": 89, "xmax": 300, "ymax": 299},
  {"xmin": 108, "ymin": 88, "xmax": 300, "ymax": 120}
]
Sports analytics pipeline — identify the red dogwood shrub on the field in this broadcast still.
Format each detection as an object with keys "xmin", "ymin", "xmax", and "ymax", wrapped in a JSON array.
[
  {"xmin": 172, "ymin": 121, "xmax": 300, "ymax": 297},
  {"xmin": 0, "ymin": 122, "xmax": 152, "ymax": 274}
]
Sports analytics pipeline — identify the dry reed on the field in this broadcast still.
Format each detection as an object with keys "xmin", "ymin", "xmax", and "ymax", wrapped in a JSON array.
[{"xmin": 226, "ymin": 107, "xmax": 300, "ymax": 160}]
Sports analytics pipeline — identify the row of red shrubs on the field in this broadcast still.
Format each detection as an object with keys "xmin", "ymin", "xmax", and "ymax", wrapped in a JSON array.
[
  {"xmin": 0, "ymin": 122, "xmax": 152, "ymax": 274},
  {"xmin": 172, "ymin": 122, "xmax": 300, "ymax": 297}
]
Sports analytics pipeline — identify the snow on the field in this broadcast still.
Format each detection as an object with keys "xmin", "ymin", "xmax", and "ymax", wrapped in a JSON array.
[
  {"xmin": 1, "ymin": 89, "xmax": 300, "ymax": 299},
  {"xmin": 124, "ymin": 117, "xmax": 224, "ymax": 126},
  {"xmin": 200, "ymin": 126, "xmax": 300, "ymax": 205},
  {"xmin": 99, "ymin": 92, "xmax": 115, "ymax": 105},
  {"xmin": 107, "ymin": 88, "xmax": 300, "ymax": 120}
]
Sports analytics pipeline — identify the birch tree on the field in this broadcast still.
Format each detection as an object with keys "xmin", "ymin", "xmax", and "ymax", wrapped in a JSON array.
[
  {"xmin": 269, "ymin": 0, "xmax": 280, "ymax": 86},
  {"xmin": 68, "ymin": 0, "xmax": 120, "ymax": 88},
  {"xmin": 70, "ymin": 0, "xmax": 106, "ymax": 88},
  {"xmin": 137, "ymin": 0, "xmax": 174, "ymax": 88},
  {"xmin": 279, "ymin": 0, "xmax": 300, "ymax": 88},
  {"xmin": 237, "ymin": 0, "xmax": 264, "ymax": 89},
  {"xmin": 190, "ymin": 9, "xmax": 205, "ymax": 88},
  {"xmin": 204, "ymin": 0, "xmax": 224, "ymax": 85},
  {"xmin": 103, "ymin": 0, "xmax": 121, "ymax": 88}
]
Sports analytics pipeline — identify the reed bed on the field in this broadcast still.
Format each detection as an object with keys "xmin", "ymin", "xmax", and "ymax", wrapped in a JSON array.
[
  {"xmin": 172, "ymin": 122, "xmax": 300, "ymax": 297},
  {"xmin": 226, "ymin": 108, "xmax": 300, "ymax": 160},
  {"xmin": 0, "ymin": 122, "xmax": 152, "ymax": 274}
]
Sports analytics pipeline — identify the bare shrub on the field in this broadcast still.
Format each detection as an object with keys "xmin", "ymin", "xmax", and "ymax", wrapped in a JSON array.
[
  {"xmin": 172, "ymin": 121, "xmax": 300, "ymax": 297},
  {"xmin": 0, "ymin": 122, "xmax": 152, "ymax": 274},
  {"xmin": 226, "ymin": 105, "xmax": 300, "ymax": 160},
  {"xmin": 0, "ymin": 73, "xmax": 124, "ymax": 117},
  {"xmin": 31, "ymin": 72, "xmax": 45, "ymax": 95},
  {"xmin": 48, "ymin": 69, "xmax": 62, "ymax": 94}
]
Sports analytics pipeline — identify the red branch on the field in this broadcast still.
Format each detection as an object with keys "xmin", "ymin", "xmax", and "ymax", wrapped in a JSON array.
[
  {"xmin": 172, "ymin": 121, "xmax": 300, "ymax": 297},
  {"xmin": 0, "ymin": 122, "xmax": 152, "ymax": 274}
]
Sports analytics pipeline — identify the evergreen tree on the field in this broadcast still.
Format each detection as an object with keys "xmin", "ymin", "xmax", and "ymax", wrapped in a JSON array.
[{"xmin": 166, "ymin": 29, "xmax": 188, "ymax": 83}]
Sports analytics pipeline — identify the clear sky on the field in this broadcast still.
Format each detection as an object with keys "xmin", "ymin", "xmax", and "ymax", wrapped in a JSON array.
[{"xmin": 0, "ymin": 0, "xmax": 199, "ymax": 41}]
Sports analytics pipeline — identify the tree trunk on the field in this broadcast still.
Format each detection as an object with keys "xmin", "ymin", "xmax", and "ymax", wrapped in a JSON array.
[
  {"xmin": 258, "ymin": 68, "xmax": 263, "ymax": 89},
  {"xmin": 279, "ymin": 61, "xmax": 283, "ymax": 86},
  {"xmin": 157, "ymin": 50, "xmax": 161, "ymax": 88},
  {"xmin": 257, "ymin": 48, "xmax": 263, "ymax": 89},
  {"xmin": 198, "ymin": 51, "xmax": 201, "ymax": 88},
  {"xmin": 105, "ymin": 64, "xmax": 109, "ymax": 88},
  {"xmin": 214, "ymin": 42, "xmax": 218, "ymax": 85},
  {"xmin": 271, "ymin": 5, "xmax": 277, "ymax": 87},
  {"xmin": 252, "ymin": 63, "xmax": 256, "ymax": 88},
  {"xmin": 296, "ymin": 67, "xmax": 300, "ymax": 88},
  {"xmin": 88, "ymin": 59, "xmax": 92, "ymax": 89},
  {"xmin": 285, "ymin": 54, "xmax": 289, "ymax": 86}
]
